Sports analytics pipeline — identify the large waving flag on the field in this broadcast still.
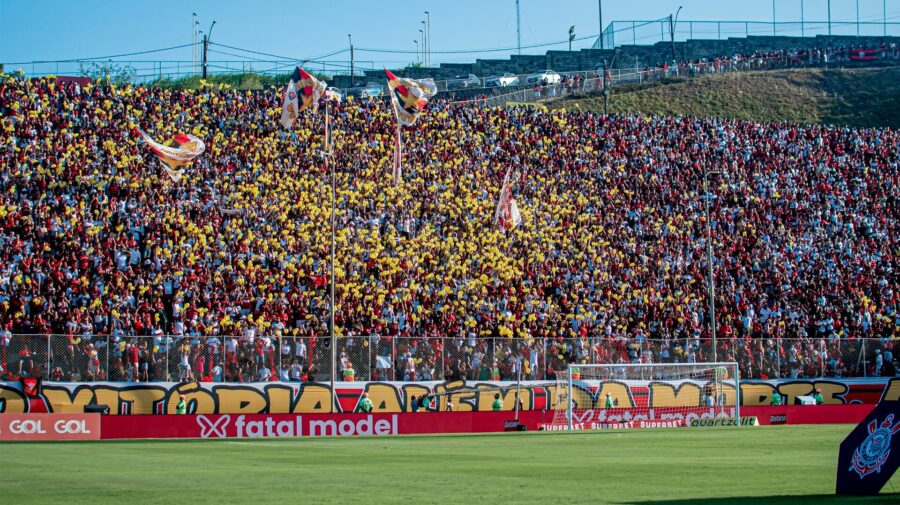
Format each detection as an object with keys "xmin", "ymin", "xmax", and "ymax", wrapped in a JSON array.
[
  {"xmin": 385, "ymin": 69, "xmax": 437, "ymax": 184},
  {"xmin": 494, "ymin": 168, "xmax": 523, "ymax": 231},
  {"xmin": 280, "ymin": 66, "xmax": 327, "ymax": 129},
  {"xmin": 384, "ymin": 69, "xmax": 437, "ymax": 126},
  {"xmin": 136, "ymin": 129, "xmax": 205, "ymax": 182}
]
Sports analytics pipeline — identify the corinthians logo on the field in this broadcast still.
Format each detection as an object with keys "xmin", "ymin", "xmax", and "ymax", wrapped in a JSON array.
[{"xmin": 850, "ymin": 414, "xmax": 900, "ymax": 479}]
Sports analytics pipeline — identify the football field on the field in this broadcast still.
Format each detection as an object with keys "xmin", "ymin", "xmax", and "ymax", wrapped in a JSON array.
[{"xmin": 1, "ymin": 425, "xmax": 897, "ymax": 504}]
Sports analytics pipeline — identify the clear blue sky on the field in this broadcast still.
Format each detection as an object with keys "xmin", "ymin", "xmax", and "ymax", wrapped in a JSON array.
[{"xmin": 1, "ymin": 0, "xmax": 897, "ymax": 74}]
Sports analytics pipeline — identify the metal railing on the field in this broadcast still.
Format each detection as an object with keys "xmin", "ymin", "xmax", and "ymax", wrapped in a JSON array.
[
  {"xmin": 1, "ymin": 59, "xmax": 379, "ymax": 84},
  {"xmin": 1, "ymin": 334, "xmax": 895, "ymax": 383},
  {"xmin": 596, "ymin": 20, "xmax": 900, "ymax": 49}
]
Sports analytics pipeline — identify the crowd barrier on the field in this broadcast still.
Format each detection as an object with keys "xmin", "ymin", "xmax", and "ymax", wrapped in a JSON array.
[{"xmin": 3, "ymin": 334, "xmax": 894, "ymax": 385}]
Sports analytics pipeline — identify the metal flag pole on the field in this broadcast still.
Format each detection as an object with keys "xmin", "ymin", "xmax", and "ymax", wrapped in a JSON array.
[
  {"xmin": 515, "ymin": 356, "xmax": 522, "ymax": 422},
  {"xmin": 704, "ymin": 170, "xmax": 722, "ymax": 362},
  {"xmin": 326, "ymin": 100, "xmax": 337, "ymax": 412}
]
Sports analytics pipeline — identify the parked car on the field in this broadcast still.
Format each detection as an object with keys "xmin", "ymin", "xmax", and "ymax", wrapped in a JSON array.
[
  {"xmin": 347, "ymin": 82, "xmax": 383, "ymax": 99},
  {"xmin": 525, "ymin": 70, "xmax": 562, "ymax": 85},
  {"xmin": 325, "ymin": 86, "xmax": 345, "ymax": 101},
  {"xmin": 484, "ymin": 73, "xmax": 520, "ymax": 87},
  {"xmin": 446, "ymin": 74, "xmax": 481, "ymax": 90}
]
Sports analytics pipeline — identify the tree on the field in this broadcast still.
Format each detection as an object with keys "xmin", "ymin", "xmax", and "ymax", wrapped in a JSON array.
[{"xmin": 79, "ymin": 61, "xmax": 136, "ymax": 85}]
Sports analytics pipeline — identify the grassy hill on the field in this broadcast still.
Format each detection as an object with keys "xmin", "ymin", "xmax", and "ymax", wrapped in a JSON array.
[{"xmin": 551, "ymin": 66, "xmax": 900, "ymax": 129}]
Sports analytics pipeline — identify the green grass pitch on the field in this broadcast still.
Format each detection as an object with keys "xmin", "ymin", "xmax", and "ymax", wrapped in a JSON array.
[{"xmin": 2, "ymin": 425, "xmax": 898, "ymax": 504}]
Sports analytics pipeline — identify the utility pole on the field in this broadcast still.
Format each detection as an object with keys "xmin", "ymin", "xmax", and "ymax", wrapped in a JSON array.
[
  {"xmin": 348, "ymin": 34, "xmax": 354, "ymax": 86},
  {"xmin": 419, "ymin": 29, "xmax": 424, "ymax": 65},
  {"xmin": 602, "ymin": 59, "xmax": 609, "ymax": 115},
  {"xmin": 801, "ymin": 0, "xmax": 804, "ymax": 37},
  {"xmin": 569, "ymin": 25, "xmax": 575, "ymax": 52},
  {"xmin": 828, "ymin": 0, "xmax": 832, "ymax": 36},
  {"xmin": 415, "ymin": 40, "xmax": 419, "ymax": 65},
  {"xmin": 421, "ymin": 20, "xmax": 427, "ymax": 66},
  {"xmin": 425, "ymin": 11, "xmax": 431, "ymax": 67},
  {"xmin": 516, "ymin": 0, "xmax": 521, "ymax": 55},
  {"xmin": 192, "ymin": 13, "xmax": 197, "ymax": 74},
  {"xmin": 202, "ymin": 20, "xmax": 215, "ymax": 79},
  {"xmin": 772, "ymin": 0, "xmax": 776, "ymax": 37},
  {"xmin": 669, "ymin": 15, "xmax": 675, "ymax": 59},
  {"xmin": 886, "ymin": 0, "xmax": 889, "ymax": 37},
  {"xmin": 856, "ymin": 0, "xmax": 860, "ymax": 38},
  {"xmin": 598, "ymin": 0, "xmax": 604, "ymax": 50},
  {"xmin": 669, "ymin": 6, "xmax": 682, "ymax": 61}
]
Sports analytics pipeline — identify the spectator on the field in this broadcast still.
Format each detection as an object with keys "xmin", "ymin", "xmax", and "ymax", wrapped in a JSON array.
[
  {"xmin": 342, "ymin": 361, "xmax": 355, "ymax": 382},
  {"xmin": 770, "ymin": 390, "xmax": 782, "ymax": 406},
  {"xmin": 357, "ymin": 392, "xmax": 374, "ymax": 413},
  {"xmin": 178, "ymin": 346, "xmax": 191, "ymax": 382}
]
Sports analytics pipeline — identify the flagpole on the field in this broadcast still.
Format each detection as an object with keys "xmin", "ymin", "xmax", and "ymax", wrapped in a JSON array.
[{"xmin": 327, "ymin": 100, "xmax": 337, "ymax": 411}]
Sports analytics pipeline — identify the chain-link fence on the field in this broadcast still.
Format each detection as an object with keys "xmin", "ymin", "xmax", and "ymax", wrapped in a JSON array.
[{"xmin": 0, "ymin": 334, "xmax": 895, "ymax": 383}]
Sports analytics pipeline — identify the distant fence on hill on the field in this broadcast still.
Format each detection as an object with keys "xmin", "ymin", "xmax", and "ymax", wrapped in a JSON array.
[{"xmin": 595, "ymin": 19, "xmax": 900, "ymax": 50}]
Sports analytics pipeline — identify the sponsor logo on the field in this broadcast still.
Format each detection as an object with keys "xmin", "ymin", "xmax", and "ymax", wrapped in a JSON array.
[
  {"xmin": 688, "ymin": 417, "xmax": 758, "ymax": 427},
  {"xmin": 195, "ymin": 414, "xmax": 399, "ymax": 439},
  {"xmin": 542, "ymin": 408, "xmax": 739, "ymax": 431},
  {"xmin": 11, "ymin": 419, "xmax": 93, "ymax": 434},
  {"xmin": 770, "ymin": 414, "xmax": 788, "ymax": 425},
  {"xmin": 503, "ymin": 420, "xmax": 528, "ymax": 431},
  {"xmin": 0, "ymin": 414, "xmax": 100, "ymax": 441},
  {"xmin": 197, "ymin": 415, "xmax": 231, "ymax": 438},
  {"xmin": 572, "ymin": 407, "xmax": 736, "ymax": 425},
  {"xmin": 850, "ymin": 414, "xmax": 900, "ymax": 479},
  {"xmin": 540, "ymin": 419, "xmax": 685, "ymax": 431}
]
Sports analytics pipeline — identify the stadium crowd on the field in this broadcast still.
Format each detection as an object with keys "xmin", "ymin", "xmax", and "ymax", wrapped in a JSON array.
[
  {"xmin": 644, "ymin": 43, "xmax": 900, "ymax": 80},
  {"xmin": 0, "ymin": 56, "xmax": 897, "ymax": 383}
]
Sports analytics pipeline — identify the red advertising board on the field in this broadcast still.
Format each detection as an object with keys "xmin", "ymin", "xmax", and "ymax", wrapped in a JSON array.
[
  {"xmin": 95, "ymin": 405, "xmax": 880, "ymax": 440},
  {"xmin": 100, "ymin": 411, "xmax": 538, "ymax": 439},
  {"xmin": 0, "ymin": 413, "xmax": 100, "ymax": 441},
  {"xmin": 743, "ymin": 404, "xmax": 876, "ymax": 426}
]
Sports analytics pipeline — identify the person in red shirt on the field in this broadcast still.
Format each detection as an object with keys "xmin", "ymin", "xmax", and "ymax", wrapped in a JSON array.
[
  {"xmin": 128, "ymin": 340, "xmax": 140, "ymax": 383},
  {"xmin": 18, "ymin": 346, "xmax": 33, "ymax": 376}
]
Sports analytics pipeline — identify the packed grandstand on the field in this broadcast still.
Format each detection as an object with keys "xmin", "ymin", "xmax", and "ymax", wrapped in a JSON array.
[{"xmin": 0, "ymin": 49, "xmax": 897, "ymax": 384}]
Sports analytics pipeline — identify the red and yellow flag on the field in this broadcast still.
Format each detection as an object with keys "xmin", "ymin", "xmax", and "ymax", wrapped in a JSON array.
[
  {"xmin": 136, "ymin": 129, "xmax": 205, "ymax": 182},
  {"xmin": 280, "ymin": 66, "xmax": 327, "ymax": 129},
  {"xmin": 494, "ymin": 168, "xmax": 523, "ymax": 231},
  {"xmin": 384, "ymin": 69, "xmax": 437, "ymax": 126}
]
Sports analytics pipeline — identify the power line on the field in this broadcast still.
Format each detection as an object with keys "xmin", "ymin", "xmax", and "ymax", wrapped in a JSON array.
[
  {"xmin": 2, "ymin": 42, "xmax": 200, "ymax": 65},
  {"xmin": 206, "ymin": 49, "xmax": 273, "ymax": 62},
  {"xmin": 209, "ymin": 42, "xmax": 348, "ymax": 63}
]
